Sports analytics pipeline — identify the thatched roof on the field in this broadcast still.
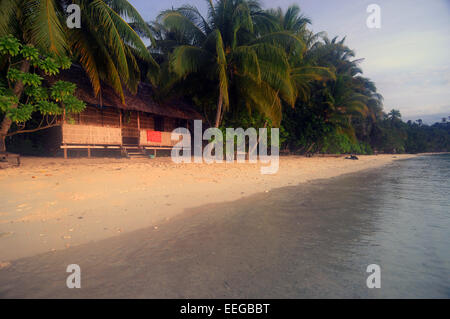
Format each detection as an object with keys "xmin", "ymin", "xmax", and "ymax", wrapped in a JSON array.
[{"xmin": 48, "ymin": 66, "xmax": 202, "ymax": 120}]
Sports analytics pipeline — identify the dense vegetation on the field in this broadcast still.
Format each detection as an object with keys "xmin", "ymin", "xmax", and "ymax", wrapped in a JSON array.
[
  {"xmin": 150, "ymin": 0, "xmax": 448, "ymax": 154},
  {"xmin": 0, "ymin": 35, "xmax": 86, "ymax": 151},
  {"xmin": 0, "ymin": 0, "xmax": 448, "ymax": 154},
  {"xmin": 0, "ymin": 0, "xmax": 156, "ymax": 152}
]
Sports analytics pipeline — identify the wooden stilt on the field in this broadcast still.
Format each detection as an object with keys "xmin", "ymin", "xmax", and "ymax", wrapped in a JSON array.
[
  {"xmin": 119, "ymin": 110, "xmax": 123, "ymax": 147},
  {"xmin": 154, "ymin": 149, "xmax": 157, "ymax": 157},
  {"xmin": 87, "ymin": 147, "xmax": 91, "ymax": 158},
  {"xmin": 64, "ymin": 146, "xmax": 68, "ymax": 159}
]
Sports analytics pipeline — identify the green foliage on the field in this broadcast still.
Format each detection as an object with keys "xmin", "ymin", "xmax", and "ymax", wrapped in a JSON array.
[
  {"xmin": 0, "ymin": 1, "xmax": 445, "ymax": 155},
  {"xmin": 24, "ymin": 86, "xmax": 48, "ymax": 101},
  {"xmin": 35, "ymin": 100, "xmax": 61, "ymax": 116},
  {"xmin": 7, "ymin": 103, "xmax": 34, "ymax": 123},
  {"xmin": 53, "ymin": 55, "xmax": 72, "ymax": 70},
  {"xmin": 371, "ymin": 115, "xmax": 450, "ymax": 154},
  {"xmin": 20, "ymin": 45, "xmax": 40, "ymax": 64},
  {"xmin": 62, "ymin": 95, "xmax": 87, "ymax": 113},
  {"xmin": 0, "ymin": 94, "xmax": 18, "ymax": 112},
  {"xmin": 320, "ymin": 131, "xmax": 373, "ymax": 154},
  {"xmin": 19, "ymin": 72, "xmax": 43, "ymax": 86},
  {"xmin": 7, "ymin": 68, "xmax": 43, "ymax": 86},
  {"xmin": 50, "ymin": 81, "xmax": 76, "ymax": 101},
  {"xmin": 0, "ymin": 35, "xmax": 85, "ymax": 128},
  {"xmin": 0, "ymin": 0, "xmax": 158, "ymax": 104},
  {"xmin": 158, "ymin": 0, "xmax": 318, "ymax": 127},
  {"xmin": 37, "ymin": 57, "xmax": 60, "ymax": 75},
  {"xmin": 0, "ymin": 34, "xmax": 21, "ymax": 56},
  {"xmin": 6, "ymin": 68, "xmax": 21, "ymax": 82}
]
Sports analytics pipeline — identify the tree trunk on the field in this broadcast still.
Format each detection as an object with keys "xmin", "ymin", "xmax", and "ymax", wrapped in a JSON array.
[
  {"xmin": 0, "ymin": 60, "xmax": 30, "ymax": 152},
  {"xmin": 214, "ymin": 89, "xmax": 224, "ymax": 128},
  {"xmin": 0, "ymin": 135, "xmax": 6, "ymax": 153}
]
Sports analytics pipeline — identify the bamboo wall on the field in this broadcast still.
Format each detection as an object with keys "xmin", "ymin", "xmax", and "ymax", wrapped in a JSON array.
[
  {"xmin": 62, "ymin": 123, "xmax": 122, "ymax": 145},
  {"xmin": 140, "ymin": 112, "xmax": 155, "ymax": 130},
  {"xmin": 63, "ymin": 106, "xmax": 188, "ymax": 146},
  {"xmin": 71, "ymin": 106, "xmax": 120, "ymax": 127}
]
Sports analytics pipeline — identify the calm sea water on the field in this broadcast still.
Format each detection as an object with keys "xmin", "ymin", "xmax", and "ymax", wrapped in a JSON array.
[
  {"xmin": 170, "ymin": 154, "xmax": 450, "ymax": 298},
  {"xmin": 357, "ymin": 154, "xmax": 450, "ymax": 298},
  {"xmin": 239, "ymin": 154, "xmax": 450, "ymax": 298},
  {"xmin": 1, "ymin": 155, "xmax": 448, "ymax": 298}
]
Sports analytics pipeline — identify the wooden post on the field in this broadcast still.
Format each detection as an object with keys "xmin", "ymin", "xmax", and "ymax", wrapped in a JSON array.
[
  {"xmin": 137, "ymin": 111, "xmax": 141, "ymax": 130},
  {"xmin": 137, "ymin": 111, "xmax": 141, "ymax": 147},
  {"xmin": 62, "ymin": 111, "xmax": 67, "ymax": 159},
  {"xmin": 87, "ymin": 147, "xmax": 91, "ymax": 158},
  {"xmin": 119, "ymin": 110, "xmax": 123, "ymax": 146},
  {"xmin": 154, "ymin": 149, "xmax": 157, "ymax": 157}
]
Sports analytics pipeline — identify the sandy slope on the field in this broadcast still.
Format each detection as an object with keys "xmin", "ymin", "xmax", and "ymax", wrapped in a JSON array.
[{"xmin": 0, "ymin": 154, "xmax": 415, "ymax": 262}]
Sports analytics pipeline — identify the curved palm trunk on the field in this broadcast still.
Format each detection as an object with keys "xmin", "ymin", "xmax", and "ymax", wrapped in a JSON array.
[
  {"xmin": 214, "ymin": 89, "xmax": 224, "ymax": 128},
  {"xmin": 0, "ymin": 60, "xmax": 30, "ymax": 152}
]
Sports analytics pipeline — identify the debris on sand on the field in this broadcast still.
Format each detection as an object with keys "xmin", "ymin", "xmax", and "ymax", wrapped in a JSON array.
[{"xmin": 0, "ymin": 261, "xmax": 11, "ymax": 269}]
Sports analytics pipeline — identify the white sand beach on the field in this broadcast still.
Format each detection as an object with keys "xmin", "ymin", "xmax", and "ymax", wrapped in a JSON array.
[{"xmin": 0, "ymin": 154, "xmax": 415, "ymax": 263}]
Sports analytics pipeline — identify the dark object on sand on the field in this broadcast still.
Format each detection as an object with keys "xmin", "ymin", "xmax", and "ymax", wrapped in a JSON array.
[
  {"xmin": 345, "ymin": 155, "xmax": 359, "ymax": 160},
  {"xmin": 0, "ymin": 152, "xmax": 21, "ymax": 168}
]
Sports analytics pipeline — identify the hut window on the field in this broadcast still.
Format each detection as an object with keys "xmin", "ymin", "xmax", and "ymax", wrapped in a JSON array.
[{"xmin": 155, "ymin": 116, "xmax": 164, "ymax": 131}]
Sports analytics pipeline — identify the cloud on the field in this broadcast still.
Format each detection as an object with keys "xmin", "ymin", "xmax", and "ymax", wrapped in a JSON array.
[{"xmin": 129, "ymin": 0, "xmax": 450, "ymax": 118}]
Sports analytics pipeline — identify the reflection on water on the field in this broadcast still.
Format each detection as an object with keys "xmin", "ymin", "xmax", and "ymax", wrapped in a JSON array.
[
  {"xmin": 181, "ymin": 154, "xmax": 450, "ymax": 298},
  {"xmin": 0, "ymin": 155, "xmax": 448, "ymax": 298},
  {"xmin": 242, "ymin": 154, "xmax": 450, "ymax": 298},
  {"xmin": 159, "ymin": 154, "xmax": 450, "ymax": 298},
  {"xmin": 359, "ymin": 154, "xmax": 450, "ymax": 298}
]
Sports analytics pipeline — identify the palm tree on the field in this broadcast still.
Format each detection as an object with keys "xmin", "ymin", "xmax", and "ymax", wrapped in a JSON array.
[
  {"xmin": 267, "ymin": 4, "xmax": 311, "ymax": 34},
  {"xmin": 0, "ymin": 0, "xmax": 158, "ymax": 100},
  {"xmin": 303, "ymin": 36, "xmax": 377, "ymax": 141},
  {"xmin": 270, "ymin": 6, "xmax": 335, "ymax": 104},
  {"xmin": 387, "ymin": 109, "xmax": 402, "ymax": 121},
  {"xmin": 157, "ymin": 0, "xmax": 303, "ymax": 127},
  {"xmin": 0, "ymin": 0, "xmax": 158, "ymax": 151}
]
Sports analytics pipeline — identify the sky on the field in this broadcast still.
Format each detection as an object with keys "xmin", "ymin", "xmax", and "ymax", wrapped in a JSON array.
[{"xmin": 129, "ymin": 0, "xmax": 450, "ymax": 123}]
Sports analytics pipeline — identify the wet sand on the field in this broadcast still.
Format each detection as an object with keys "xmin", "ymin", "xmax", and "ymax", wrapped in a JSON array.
[
  {"xmin": 1, "ymin": 173, "xmax": 373, "ymax": 298},
  {"xmin": 2, "ymin": 155, "xmax": 449, "ymax": 298},
  {"xmin": 0, "ymin": 155, "xmax": 414, "ymax": 263}
]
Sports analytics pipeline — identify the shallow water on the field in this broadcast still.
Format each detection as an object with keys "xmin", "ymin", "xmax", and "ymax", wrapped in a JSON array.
[
  {"xmin": 264, "ymin": 153, "xmax": 450, "ymax": 298},
  {"xmin": 0, "ymin": 155, "xmax": 449, "ymax": 298},
  {"xmin": 189, "ymin": 153, "xmax": 450, "ymax": 298}
]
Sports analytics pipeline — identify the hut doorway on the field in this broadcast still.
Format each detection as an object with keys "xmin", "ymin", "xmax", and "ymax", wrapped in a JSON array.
[{"xmin": 121, "ymin": 111, "xmax": 139, "ymax": 145}]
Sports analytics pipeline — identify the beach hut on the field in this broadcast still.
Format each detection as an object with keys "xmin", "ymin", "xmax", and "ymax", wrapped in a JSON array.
[{"xmin": 51, "ymin": 66, "xmax": 202, "ymax": 158}]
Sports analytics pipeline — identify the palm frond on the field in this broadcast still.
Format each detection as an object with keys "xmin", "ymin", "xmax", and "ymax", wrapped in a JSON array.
[
  {"xmin": 0, "ymin": 0, "xmax": 19, "ymax": 36},
  {"xmin": 23, "ymin": 0, "xmax": 67, "ymax": 54},
  {"xmin": 170, "ymin": 45, "xmax": 213, "ymax": 78},
  {"xmin": 213, "ymin": 29, "xmax": 229, "ymax": 109}
]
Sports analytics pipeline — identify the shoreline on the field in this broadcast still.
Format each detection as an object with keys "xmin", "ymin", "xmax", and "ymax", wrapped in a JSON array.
[
  {"xmin": 0, "ymin": 154, "xmax": 416, "ymax": 262},
  {"xmin": 2, "ymin": 154, "xmax": 447, "ymax": 298}
]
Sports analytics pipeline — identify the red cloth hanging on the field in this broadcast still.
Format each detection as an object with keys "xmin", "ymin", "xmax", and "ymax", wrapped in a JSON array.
[{"xmin": 147, "ymin": 130, "xmax": 162, "ymax": 143}]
